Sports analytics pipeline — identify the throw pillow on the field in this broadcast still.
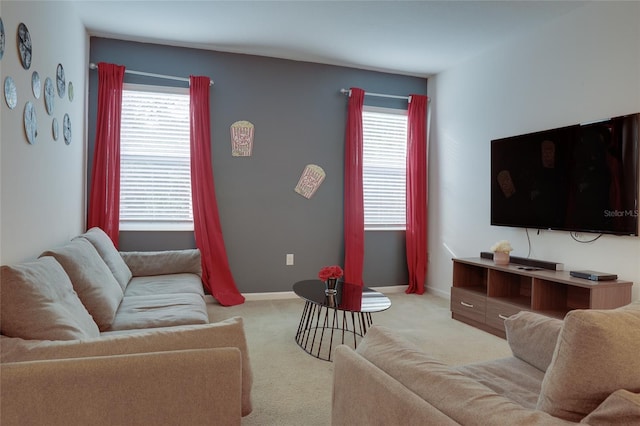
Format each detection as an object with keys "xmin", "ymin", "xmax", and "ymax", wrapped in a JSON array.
[
  {"xmin": 76, "ymin": 227, "xmax": 132, "ymax": 290},
  {"xmin": 537, "ymin": 301, "xmax": 640, "ymax": 421},
  {"xmin": 579, "ymin": 390, "xmax": 640, "ymax": 425},
  {"xmin": 42, "ymin": 238, "xmax": 124, "ymax": 331},
  {"xmin": 505, "ymin": 310, "xmax": 563, "ymax": 372},
  {"xmin": 0, "ymin": 257, "xmax": 100, "ymax": 340}
]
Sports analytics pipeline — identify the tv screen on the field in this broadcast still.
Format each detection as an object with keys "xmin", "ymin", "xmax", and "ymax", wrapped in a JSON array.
[{"xmin": 491, "ymin": 113, "xmax": 639, "ymax": 236}]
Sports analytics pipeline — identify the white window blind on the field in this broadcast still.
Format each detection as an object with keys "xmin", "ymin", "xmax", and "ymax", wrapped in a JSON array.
[
  {"xmin": 119, "ymin": 84, "xmax": 193, "ymax": 231},
  {"xmin": 362, "ymin": 106, "xmax": 408, "ymax": 230}
]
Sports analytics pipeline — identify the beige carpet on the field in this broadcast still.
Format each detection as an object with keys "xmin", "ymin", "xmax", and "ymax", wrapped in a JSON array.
[{"xmin": 207, "ymin": 290, "xmax": 512, "ymax": 426}]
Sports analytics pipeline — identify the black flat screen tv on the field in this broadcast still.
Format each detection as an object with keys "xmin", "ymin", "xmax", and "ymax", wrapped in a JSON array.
[{"xmin": 491, "ymin": 113, "xmax": 639, "ymax": 236}]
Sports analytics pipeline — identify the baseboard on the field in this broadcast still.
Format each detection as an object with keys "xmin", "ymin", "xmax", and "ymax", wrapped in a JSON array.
[
  {"xmin": 427, "ymin": 286, "xmax": 450, "ymax": 300},
  {"xmin": 242, "ymin": 284, "xmax": 409, "ymax": 301}
]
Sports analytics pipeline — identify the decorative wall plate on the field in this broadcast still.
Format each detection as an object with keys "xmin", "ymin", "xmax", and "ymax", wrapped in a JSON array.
[
  {"xmin": 56, "ymin": 64, "xmax": 66, "ymax": 98},
  {"xmin": 24, "ymin": 101, "xmax": 37, "ymax": 144},
  {"xmin": 63, "ymin": 113, "xmax": 71, "ymax": 145},
  {"xmin": 44, "ymin": 76, "xmax": 54, "ymax": 115},
  {"xmin": 0, "ymin": 17, "xmax": 5, "ymax": 60},
  {"xmin": 17, "ymin": 23, "xmax": 32, "ymax": 70},
  {"xmin": 4, "ymin": 76, "xmax": 17, "ymax": 109},
  {"xmin": 52, "ymin": 117, "xmax": 59, "ymax": 140},
  {"xmin": 68, "ymin": 82, "xmax": 74, "ymax": 102},
  {"xmin": 32, "ymin": 71, "xmax": 41, "ymax": 99}
]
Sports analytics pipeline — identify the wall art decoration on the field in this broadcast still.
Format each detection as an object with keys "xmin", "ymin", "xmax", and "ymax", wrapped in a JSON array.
[
  {"xmin": 31, "ymin": 71, "xmax": 41, "ymax": 99},
  {"xmin": 52, "ymin": 117, "xmax": 59, "ymax": 141},
  {"xmin": 294, "ymin": 164, "xmax": 326, "ymax": 199},
  {"xmin": 4, "ymin": 76, "xmax": 17, "ymax": 109},
  {"xmin": 68, "ymin": 81, "xmax": 74, "ymax": 102},
  {"xmin": 56, "ymin": 63, "xmax": 65, "ymax": 98},
  {"xmin": 63, "ymin": 113, "xmax": 71, "ymax": 145},
  {"xmin": 44, "ymin": 76, "xmax": 54, "ymax": 115},
  {"xmin": 230, "ymin": 120, "xmax": 255, "ymax": 156},
  {"xmin": 23, "ymin": 101, "xmax": 37, "ymax": 144},
  {"xmin": 17, "ymin": 23, "xmax": 32, "ymax": 70},
  {"xmin": 0, "ymin": 17, "xmax": 5, "ymax": 60}
]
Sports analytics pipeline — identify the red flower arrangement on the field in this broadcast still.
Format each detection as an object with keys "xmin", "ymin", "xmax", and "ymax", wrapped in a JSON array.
[{"xmin": 318, "ymin": 265, "xmax": 344, "ymax": 281}]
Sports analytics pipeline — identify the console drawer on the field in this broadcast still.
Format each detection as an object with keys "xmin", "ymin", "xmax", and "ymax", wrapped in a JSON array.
[
  {"xmin": 485, "ymin": 299, "xmax": 528, "ymax": 332},
  {"xmin": 450, "ymin": 287, "xmax": 486, "ymax": 324}
]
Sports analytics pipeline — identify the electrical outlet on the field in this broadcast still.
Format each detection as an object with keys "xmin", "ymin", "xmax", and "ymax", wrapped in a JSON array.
[{"xmin": 286, "ymin": 254, "xmax": 294, "ymax": 266}]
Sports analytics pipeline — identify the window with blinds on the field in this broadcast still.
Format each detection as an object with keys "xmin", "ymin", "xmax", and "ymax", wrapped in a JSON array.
[
  {"xmin": 362, "ymin": 106, "xmax": 408, "ymax": 230},
  {"xmin": 119, "ymin": 84, "xmax": 193, "ymax": 231}
]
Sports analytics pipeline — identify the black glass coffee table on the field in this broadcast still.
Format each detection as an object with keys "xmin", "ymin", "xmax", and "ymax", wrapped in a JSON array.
[{"xmin": 293, "ymin": 279, "xmax": 392, "ymax": 361}]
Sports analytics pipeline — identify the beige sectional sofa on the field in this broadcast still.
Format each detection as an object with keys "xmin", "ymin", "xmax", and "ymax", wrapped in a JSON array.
[
  {"xmin": 332, "ymin": 301, "xmax": 640, "ymax": 425},
  {"xmin": 1, "ymin": 227, "xmax": 252, "ymax": 425}
]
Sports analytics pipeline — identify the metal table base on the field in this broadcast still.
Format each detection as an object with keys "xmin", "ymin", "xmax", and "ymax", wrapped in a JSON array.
[{"xmin": 295, "ymin": 300, "xmax": 373, "ymax": 362}]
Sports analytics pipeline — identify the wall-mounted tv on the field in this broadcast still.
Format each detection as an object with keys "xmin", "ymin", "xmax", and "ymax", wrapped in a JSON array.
[{"xmin": 491, "ymin": 113, "xmax": 639, "ymax": 236}]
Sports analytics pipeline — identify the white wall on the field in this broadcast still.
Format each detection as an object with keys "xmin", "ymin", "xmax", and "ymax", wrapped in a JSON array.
[
  {"xmin": 1, "ymin": 1, "xmax": 88, "ymax": 264},
  {"xmin": 428, "ymin": 2, "xmax": 640, "ymax": 301}
]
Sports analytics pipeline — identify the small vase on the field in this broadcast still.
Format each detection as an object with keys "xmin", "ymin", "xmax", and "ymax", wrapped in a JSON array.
[
  {"xmin": 325, "ymin": 278, "xmax": 338, "ymax": 295},
  {"xmin": 494, "ymin": 251, "xmax": 510, "ymax": 265}
]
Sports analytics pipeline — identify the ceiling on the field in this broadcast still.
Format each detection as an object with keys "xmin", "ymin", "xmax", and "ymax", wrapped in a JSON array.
[{"xmin": 70, "ymin": 0, "xmax": 589, "ymax": 77}]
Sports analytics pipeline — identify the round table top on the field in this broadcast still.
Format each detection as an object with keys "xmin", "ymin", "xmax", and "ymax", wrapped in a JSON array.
[{"xmin": 293, "ymin": 279, "xmax": 392, "ymax": 313}]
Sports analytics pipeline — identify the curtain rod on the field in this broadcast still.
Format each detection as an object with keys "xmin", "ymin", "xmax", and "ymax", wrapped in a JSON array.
[
  {"xmin": 340, "ymin": 88, "xmax": 411, "ymax": 102},
  {"xmin": 89, "ymin": 63, "xmax": 213, "ymax": 86},
  {"xmin": 340, "ymin": 88, "xmax": 430, "ymax": 104}
]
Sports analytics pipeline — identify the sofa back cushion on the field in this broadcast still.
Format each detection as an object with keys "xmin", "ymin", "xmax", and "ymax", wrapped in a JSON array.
[
  {"xmin": 537, "ymin": 301, "xmax": 640, "ymax": 421},
  {"xmin": 41, "ymin": 238, "xmax": 124, "ymax": 331},
  {"xmin": 77, "ymin": 227, "xmax": 132, "ymax": 290},
  {"xmin": 0, "ymin": 257, "xmax": 100, "ymax": 340},
  {"xmin": 505, "ymin": 310, "xmax": 563, "ymax": 372}
]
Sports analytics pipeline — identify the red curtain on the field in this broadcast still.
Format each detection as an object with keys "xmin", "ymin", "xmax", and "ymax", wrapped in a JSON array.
[
  {"xmin": 189, "ymin": 76, "xmax": 245, "ymax": 306},
  {"xmin": 405, "ymin": 95, "xmax": 429, "ymax": 294},
  {"xmin": 87, "ymin": 62, "xmax": 125, "ymax": 247},
  {"xmin": 344, "ymin": 88, "xmax": 365, "ymax": 286}
]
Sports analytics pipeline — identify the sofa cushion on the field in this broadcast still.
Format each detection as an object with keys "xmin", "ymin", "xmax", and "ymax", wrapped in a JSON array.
[
  {"xmin": 537, "ymin": 301, "xmax": 640, "ymax": 421},
  {"xmin": 120, "ymin": 249, "xmax": 202, "ymax": 277},
  {"xmin": 108, "ymin": 293, "xmax": 209, "ymax": 331},
  {"xmin": 77, "ymin": 227, "xmax": 132, "ymax": 290},
  {"xmin": 456, "ymin": 356, "xmax": 545, "ymax": 409},
  {"xmin": 579, "ymin": 390, "xmax": 640, "ymax": 425},
  {"xmin": 0, "ymin": 257, "xmax": 100, "ymax": 340},
  {"xmin": 505, "ymin": 310, "xmax": 563, "ymax": 372},
  {"xmin": 124, "ymin": 273, "xmax": 205, "ymax": 297},
  {"xmin": 41, "ymin": 238, "xmax": 124, "ymax": 331},
  {"xmin": 355, "ymin": 326, "xmax": 574, "ymax": 425}
]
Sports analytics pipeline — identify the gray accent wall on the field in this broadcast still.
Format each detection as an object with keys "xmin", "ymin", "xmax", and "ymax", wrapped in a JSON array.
[{"xmin": 88, "ymin": 37, "xmax": 427, "ymax": 293}]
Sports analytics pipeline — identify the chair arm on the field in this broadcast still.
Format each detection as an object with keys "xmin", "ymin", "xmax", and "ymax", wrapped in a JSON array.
[
  {"xmin": 504, "ymin": 311, "xmax": 563, "ymax": 372},
  {"xmin": 332, "ymin": 346, "xmax": 459, "ymax": 425},
  {"xmin": 120, "ymin": 248, "xmax": 201, "ymax": 277},
  {"xmin": 1, "ymin": 318, "xmax": 252, "ymax": 416},
  {"xmin": 1, "ymin": 348, "xmax": 242, "ymax": 426}
]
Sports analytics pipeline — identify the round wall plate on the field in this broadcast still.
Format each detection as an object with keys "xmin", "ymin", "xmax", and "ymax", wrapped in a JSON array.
[
  {"xmin": 56, "ymin": 63, "xmax": 66, "ymax": 98},
  {"xmin": 0, "ymin": 17, "xmax": 5, "ymax": 60},
  {"xmin": 17, "ymin": 23, "xmax": 32, "ymax": 70},
  {"xmin": 44, "ymin": 76, "xmax": 54, "ymax": 115},
  {"xmin": 4, "ymin": 76, "xmax": 17, "ymax": 109},
  {"xmin": 32, "ymin": 71, "xmax": 41, "ymax": 99},
  {"xmin": 52, "ymin": 117, "xmax": 59, "ymax": 141},
  {"xmin": 63, "ymin": 113, "xmax": 71, "ymax": 145},
  {"xmin": 68, "ymin": 81, "xmax": 74, "ymax": 102},
  {"xmin": 24, "ymin": 101, "xmax": 37, "ymax": 144}
]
